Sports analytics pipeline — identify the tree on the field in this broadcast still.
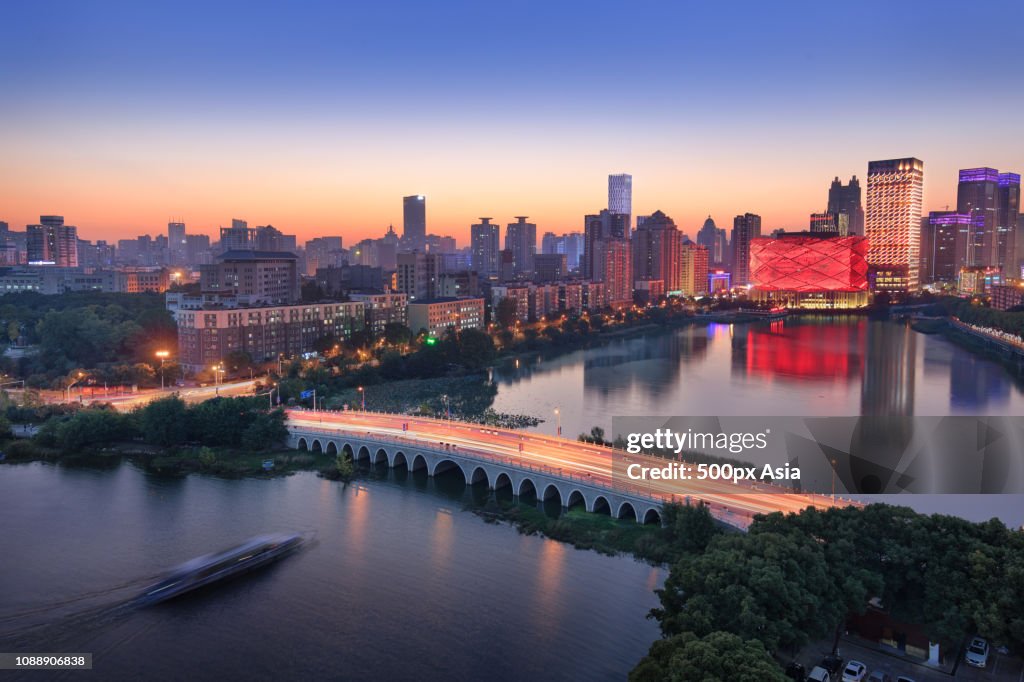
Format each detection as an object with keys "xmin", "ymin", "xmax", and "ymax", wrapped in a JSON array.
[
  {"xmin": 138, "ymin": 396, "xmax": 188, "ymax": 447},
  {"xmin": 454, "ymin": 328, "xmax": 496, "ymax": 370},
  {"xmin": 495, "ymin": 297, "xmax": 518, "ymax": 329},
  {"xmin": 631, "ymin": 631, "xmax": 786, "ymax": 682},
  {"xmin": 241, "ymin": 409, "xmax": 289, "ymax": 451},
  {"xmin": 383, "ymin": 323, "xmax": 413, "ymax": 347},
  {"xmin": 661, "ymin": 503, "xmax": 721, "ymax": 554}
]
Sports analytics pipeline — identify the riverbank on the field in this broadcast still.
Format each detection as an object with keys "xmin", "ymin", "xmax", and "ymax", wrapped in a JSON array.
[{"xmin": 912, "ymin": 317, "xmax": 1024, "ymax": 376}]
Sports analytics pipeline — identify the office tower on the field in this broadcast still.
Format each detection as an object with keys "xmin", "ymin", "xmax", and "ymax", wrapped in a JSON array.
[
  {"xmin": 921, "ymin": 212, "xmax": 969, "ymax": 284},
  {"xmin": 504, "ymin": 216, "xmax": 537, "ymax": 278},
  {"xmin": 219, "ymin": 219, "xmax": 256, "ymax": 252},
  {"xmin": 471, "ymin": 218, "xmax": 500, "ymax": 276},
  {"xmin": 957, "ymin": 167, "xmax": 999, "ymax": 267},
  {"xmin": 582, "ymin": 210, "xmax": 629, "ymax": 279},
  {"xmin": 696, "ymin": 216, "xmax": 728, "ymax": 265},
  {"xmin": 827, "ymin": 176, "xmax": 865, "ymax": 236},
  {"xmin": 731, "ymin": 213, "xmax": 762, "ymax": 286},
  {"xmin": 866, "ymin": 158, "xmax": 924, "ymax": 292},
  {"xmin": 608, "ymin": 174, "xmax": 632, "ymax": 226},
  {"xmin": 997, "ymin": 172, "xmax": 1020, "ymax": 273},
  {"xmin": 403, "ymin": 195, "xmax": 426, "ymax": 250},
  {"xmin": 632, "ymin": 210, "xmax": 681, "ymax": 292},
  {"xmin": 168, "ymin": 222, "xmax": 187, "ymax": 265},
  {"xmin": 27, "ymin": 216, "xmax": 79, "ymax": 266},
  {"xmin": 396, "ymin": 251, "xmax": 442, "ymax": 300}
]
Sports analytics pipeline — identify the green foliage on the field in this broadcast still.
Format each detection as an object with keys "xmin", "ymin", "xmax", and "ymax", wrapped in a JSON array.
[
  {"xmin": 630, "ymin": 631, "xmax": 786, "ymax": 682},
  {"xmin": 47, "ymin": 407, "xmax": 138, "ymax": 451},
  {"xmin": 198, "ymin": 446, "xmax": 217, "ymax": 468},
  {"xmin": 495, "ymin": 296, "xmax": 518, "ymax": 329},
  {"xmin": 661, "ymin": 503, "xmax": 721, "ymax": 554},
  {"xmin": 335, "ymin": 452, "xmax": 354, "ymax": 479},
  {"xmin": 137, "ymin": 396, "xmax": 188, "ymax": 447}
]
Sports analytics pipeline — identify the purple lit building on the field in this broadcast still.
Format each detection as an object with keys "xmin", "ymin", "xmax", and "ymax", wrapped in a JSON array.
[{"xmin": 957, "ymin": 167, "xmax": 999, "ymax": 268}]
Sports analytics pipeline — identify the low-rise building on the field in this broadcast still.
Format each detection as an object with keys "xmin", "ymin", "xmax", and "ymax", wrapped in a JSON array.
[
  {"xmin": 407, "ymin": 297, "xmax": 484, "ymax": 337},
  {"xmin": 174, "ymin": 300, "xmax": 365, "ymax": 372},
  {"xmin": 348, "ymin": 291, "xmax": 408, "ymax": 336}
]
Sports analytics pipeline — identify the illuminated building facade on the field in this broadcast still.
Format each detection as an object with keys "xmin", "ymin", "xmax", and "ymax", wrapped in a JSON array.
[
  {"xmin": 921, "ymin": 212, "xmax": 970, "ymax": 283},
  {"xmin": 708, "ymin": 269, "xmax": 731, "ymax": 293},
  {"xmin": 731, "ymin": 212, "xmax": 761, "ymax": 286},
  {"xmin": 407, "ymin": 297, "xmax": 484, "ymax": 337},
  {"xmin": 866, "ymin": 158, "xmax": 923, "ymax": 292},
  {"xmin": 749, "ymin": 235, "xmax": 869, "ymax": 308},
  {"xmin": 678, "ymin": 242, "xmax": 709, "ymax": 297}
]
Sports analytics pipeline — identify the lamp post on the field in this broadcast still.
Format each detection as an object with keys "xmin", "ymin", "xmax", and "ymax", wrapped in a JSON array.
[
  {"xmin": 831, "ymin": 458, "xmax": 837, "ymax": 505},
  {"xmin": 213, "ymin": 364, "xmax": 224, "ymax": 394},
  {"xmin": 554, "ymin": 407, "xmax": 561, "ymax": 437},
  {"xmin": 65, "ymin": 372, "xmax": 85, "ymax": 403},
  {"xmin": 156, "ymin": 350, "xmax": 169, "ymax": 390},
  {"xmin": 357, "ymin": 386, "xmax": 365, "ymax": 411},
  {"xmin": 268, "ymin": 383, "xmax": 276, "ymax": 408}
]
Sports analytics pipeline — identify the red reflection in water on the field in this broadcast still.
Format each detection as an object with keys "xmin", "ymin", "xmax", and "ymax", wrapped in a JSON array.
[{"xmin": 746, "ymin": 323, "xmax": 862, "ymax": 380}]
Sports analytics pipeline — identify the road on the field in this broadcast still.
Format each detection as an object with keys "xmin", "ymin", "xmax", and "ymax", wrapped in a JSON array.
[
  {"xmin": 5, "ymin": 378, "xmax": 263, "ymax": 411},
  {"xmin": 287, "ymin": 410, "xmax": 850, "ymax": 527}
]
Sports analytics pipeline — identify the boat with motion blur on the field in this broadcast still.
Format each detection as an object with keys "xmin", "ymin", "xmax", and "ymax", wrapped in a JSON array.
[{"xmin": 136, "ymin": 533, "xmax": 305, "ymax": 605}]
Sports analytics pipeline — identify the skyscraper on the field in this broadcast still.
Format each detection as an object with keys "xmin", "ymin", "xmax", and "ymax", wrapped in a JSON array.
[
  {"xmin": 997, "ymin": 172, "xmax": 1020, "ymax": 273},
  {"xmin": 608, "ymin": 174, "xmax": 632, "ymax": 225},
  {"xmin": 168, "ymin": 221, "xmax": 187, "ymax": 265},
  {"xmin": 582, "ymin": 210, "xmax": 629, "ymax": 279},
  {"xmin": 956, "ymin": 167, "xmax": 999, "ymax": 267},
  {"xmin": 504, "ymin": 216, "xmax": 537, "ymax": 278},
  {"xmin": 731, "ymin": 213, "xmax": 761, "ymax": 286},
  {"xmin": 696, "ymin": 216, "xmax": 728, "ymax": 265},
  {"xmin": 403, "ymin": 195, "xmax": 426, "ymax": 250},
  {"xmin": 866, "ymin": 158, "xmax": 924, "ymax": 292},
  {"xmin": 471, "ymin": 218, "xmax": 500, "ymax": 276},
  {"xmin": 827, "ymin": 176, "xmax": 865, "ymax": 236},
  {"xmin": 632, "ymin": 210, "xmax": 681, "ymax": 292},
  {"xmin": 27, "ymin": 216, "xmax": 79, "ymax": 266},
  {"xmin": 921, "ymin": 212, "xmax": 970, "ymax": 283}
]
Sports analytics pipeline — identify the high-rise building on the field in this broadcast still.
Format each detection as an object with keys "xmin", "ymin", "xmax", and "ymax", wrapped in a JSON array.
[
  {"xmin": 809, "ymin": 212, "xmax": 849, "ymax": 236},
  {"xmin": 997, "ymin": 172, "xmax": 1020, "ymax": 273},
  {"xmin": 827, "ymin": 176, "xmax": 865, "ymax": 236},
  {"xmin": 199, "ymin": 250, "xmax": 300, "ymax": 305},
  {"xmin": 957, "ymin": 167, "xmax": 999, "ymax": 268},
  {"xmin": 632, "ymin": 210, "xmax": 681, "ymax": 292},
  {"xmin": 185, "ymin": 234, "xmax": 212, "ymax": 266},
  {"xmin": 866, "ymin": 158, "xmax": 924, "ymax": 292},
  {"xmin": 594, "ymin": 239, "xmax": 632, "ymax": 307},
  {"xmin": 471, "ymin": 218, "xmax": 500, "ymax": 276},
  {"xmin": 696, "ymin": 216, "xmax": 728, "ymax": 266},
  {"xmin": 731, "ymin": 213, "xmax": 762, "ymax": 286},
  {"xmin": 27, "ymin": 216, "xmax": 79, "ymax": 266},
  {"xmin": 305, "ymin": 237, "xmax": 344, "ymax": 276},
  {"xmin": 608, "ymin": 174, "xmax": 632, "ymax": 226},
  {"xmin": 425, "ymin": 234, "xmax": 456, "ymax": 254},
  {"xmin": 534, "ymin": 254, "xmax": 568, "ymax": 283},
  {"xmin": 402, "ymin": 195, "xmax": 426, "ymax": 250},
  {"xmin": 219, "ymin": 219, "xmax": 256, "ymax": 253},
  {"xmin": 504, "ymin": 216, "xmax": 537, "ymax": 278},
  {"xmin": 582, "ymin": 210, "xmax": 629, "ymax": 279},
  {"xmin": 168, "ymin": 222, "xmax": 187, "ymax": 265},
  {"xmin": 921, "ymin": 212, "xmax": 970, "ymax": 283},
  {"xmin": 678, "ymin": 243, "xmax": 709, "ymax": 297}
]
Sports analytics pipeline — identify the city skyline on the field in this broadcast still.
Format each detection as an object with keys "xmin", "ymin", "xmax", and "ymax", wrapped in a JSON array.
[{"xmin": 3, "ymin": 1, "xmax": 1023, "ymax": 242}]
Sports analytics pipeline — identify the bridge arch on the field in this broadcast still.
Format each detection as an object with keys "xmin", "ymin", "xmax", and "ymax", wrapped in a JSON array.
[
  {"xmin": 468, "ymin": 466, "xmax": 489, "ymax": 487},
  {"xmin": 592, "ymin": 495, "xmax": 611, "ymax": 515},
  {"xmin": 565, "ymin": 490, "xmax": 586, "ymax": 511},
  {"xmin": 297, "ymin": 437, "xmax": 309, "ymax": 451},
  {"xmin": 371, "ymin": 447, "xmax": 388, "ymax": 465},
  {"xmin": 540, "ymin": 483, "xmax": 562, "ymax": 506},
  {"xmin": 392, "ymin": 451, "xmax": 408, "ymax": 469},
  {"xmin": 493, "ymin": 472, "xmax": 512, "ymax": 490},
  {"xmin": 517, "ymin": 477, "xmax": 537, "ymax": 499},
  {"xmin": 431, "ymin": 458, "xmax": 467, "ymax": 482},
  {"xmin": 642, "ymin": 508, "xmax": 662, "ymax": 526},
  {"xmin": 355, "ymin": 445, "xmax": 370, "ymax": 462},
  {"xmin": 410, "ymin": 454, "xmax": 427, "ymax": 472},
  {"xmin": 325, "ymin": 441, "xmax": 338, "ymax": 455},
  {"xmin": 310, "ymin": 439, "xmax": 324, "ymax": 453},
  {"xmin": 617, "ymin": 501, "xmax": 637, "ymax": 522}
]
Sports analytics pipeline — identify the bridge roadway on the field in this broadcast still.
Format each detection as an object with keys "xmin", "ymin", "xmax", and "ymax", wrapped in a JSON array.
[{"xmin": 286, "ymin": 410, "xmax": 843, "ymax": 530}]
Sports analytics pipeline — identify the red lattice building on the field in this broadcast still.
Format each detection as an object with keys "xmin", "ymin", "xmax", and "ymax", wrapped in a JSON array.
[{"xmin": 750, "ymin": 235, "xmax": 870, "ymax": 308}]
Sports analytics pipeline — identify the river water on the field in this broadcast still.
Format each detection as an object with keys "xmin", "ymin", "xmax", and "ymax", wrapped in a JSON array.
[
  {"xmin": 0, "ymin": 465, "xmax": 663, "ymax": 680},
  {"xmin": 491, "ymin": 317, "xmax": 1024, "ymax": 526}
]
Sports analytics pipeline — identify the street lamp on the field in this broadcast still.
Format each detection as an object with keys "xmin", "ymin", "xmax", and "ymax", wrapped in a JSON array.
[
  {"xmin": 268, "ymin": 383, "xmax": 276, "ymax": 408},
  {"xmin": 212, "ymin": 364, "xmax": 224, "ymax": 394},
  {"xmin": 554, "ymin": 407, "xmax": 561, "ymax": 437},
  {"xmin": 65, "ymin": 371, "xmax": 85, "ymax": 403},
  {"xmin": 357, "ymin": 385, "xmax": 365, "ymax": 411},
  {"xmin": 155, "ymin": 350, "xmax": 170, "ymax": 390}
]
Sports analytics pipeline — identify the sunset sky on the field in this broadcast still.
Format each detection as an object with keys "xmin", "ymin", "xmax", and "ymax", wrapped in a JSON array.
[{"xmin": 2, "ymin": 0, "xmax": 1023, "ymax": 245}]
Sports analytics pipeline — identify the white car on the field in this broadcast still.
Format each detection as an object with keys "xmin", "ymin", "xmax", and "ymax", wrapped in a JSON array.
[
  {"xmin": 842, "ymin": 661, "xmax": 867, "ymax": 682},
  {"xmin": 965, "ymin": 637, "xmax": 989, "ymax": 668}
]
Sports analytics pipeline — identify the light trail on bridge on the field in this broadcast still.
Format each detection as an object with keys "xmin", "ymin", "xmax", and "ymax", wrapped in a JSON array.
[{"xmin": 287, "ymin": 409, "xmax": 855, "ymax": 529}]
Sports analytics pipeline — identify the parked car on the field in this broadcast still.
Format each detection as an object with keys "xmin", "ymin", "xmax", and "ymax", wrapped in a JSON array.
[
  {"xmin": 841, "ymin": 660, "xmax": 867, "ymax": 682},
  {"xmin": 807, "ymin": 666, "xmax": 831, "ymax": 682},
  {"xmin": 866, "ymin": 672, "xmax": 891, "ymax": 682},
  {"xmin": 785, "ymin": 661, "xmax": 807, "ymax": 681},
  {"xmin": 821, "ymin": 654, "xmax": 844, "ymax": 677},
  {"xmin": 965, "ymin": 637, "xmax": 989, "ymax": 668}
]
